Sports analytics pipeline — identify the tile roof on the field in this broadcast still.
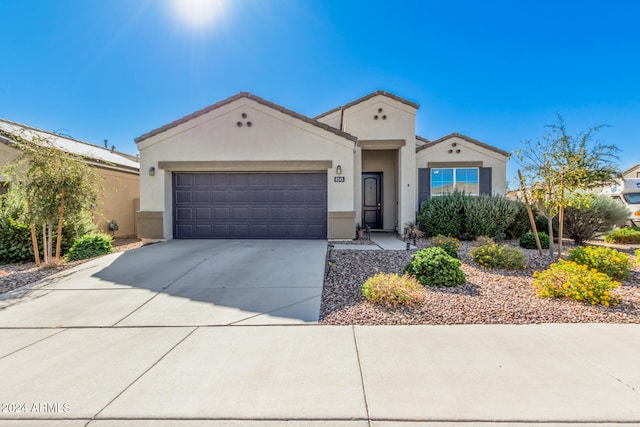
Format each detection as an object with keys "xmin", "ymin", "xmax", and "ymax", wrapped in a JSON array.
[
  {"xmin": 416, "ymin": 132, "xmax": 510, "ymax": 157},
  {"xmin": 315, "ymin": 90, "xmax": 420, "ymax": 120},
  {"xmin": 135, "ymin": 92, "xmax": 357, "ymax": 143},
  {"xmin": 0, "ymin": 118, "xmax": 139, "ymax": 171}
]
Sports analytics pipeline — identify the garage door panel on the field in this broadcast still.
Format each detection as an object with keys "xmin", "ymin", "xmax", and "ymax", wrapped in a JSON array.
[
  {"xmin": 232, "ymin": 207, "xmax": 250, "ymax": 220},
  {"xmin": 196, "ymin": 208, "xmax": 211, "ymax": 220},
  {"xmin": 251, "ymin": 207, "xmax": 268, "ymax": 220},
  {"xmin": 214, "ymin": 208, "xmax": 230, "ymax": 219},
  {"xmin": 212, "ymin": 191, "xmax": 229, "ymax": 203},
  {"xmin": 176, "ymin": 208, "xmax": 193, "ymax": 221},
  {"xmin": 176, "ymin": 191, "xmax": 192, "ymax": 203},
  {"xmin": 195, "ymin": 224, "xmax": 212, "ymax": 237},
  {"xmin": 194, "ymin": 174, "xmax": 210, "ymax": 186},
  {"xmin": 270, "ymin": 190, "xmax": 286, "ymax": 202},
  {"xmin": 195, "ymin": 191, "xmax": 211, "ymax": 203},
  {"xmin": 173, "ymin": 172, "xmax": 327, "ymax": 239},
  {"xmin": 175, "ymin": 174, "xmax": 193, "ymax": 187}
]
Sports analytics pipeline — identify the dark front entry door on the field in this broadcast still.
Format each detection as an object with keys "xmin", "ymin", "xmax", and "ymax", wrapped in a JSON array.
[{"xmin": 362, "ymin": 172, "xmax": 382, "ymax": 229}]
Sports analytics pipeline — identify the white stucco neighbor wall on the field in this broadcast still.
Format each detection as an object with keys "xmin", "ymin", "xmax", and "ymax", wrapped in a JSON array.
[
  {"xmin": 339, "ymin": 95, "xmax": 417, "ymax": 232},
  {"xmin": 137, "ymin": 97, "xmax": 356, "ymax": 239},
  {"xmin": 415, "ymin": 135, "xmax": 509, "ymax": 197}
]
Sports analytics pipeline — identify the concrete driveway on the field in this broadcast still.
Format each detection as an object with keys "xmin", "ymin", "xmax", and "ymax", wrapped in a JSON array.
[{"xmin": 0, "ymin": 239, "xmax": 328, "ymax": 327}]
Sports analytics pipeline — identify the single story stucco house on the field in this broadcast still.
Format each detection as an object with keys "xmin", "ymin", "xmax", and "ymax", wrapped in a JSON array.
[
  {"xmin": 624, "ymin": 163, "xmax": 640, "ymax": 179},
  {"xmin": 0, "ymin": 118, "xmax": 141, "ymax": 237},
  {"xmin": 135, "ymin": 91, "xmax": 509, "ymax": 241}
]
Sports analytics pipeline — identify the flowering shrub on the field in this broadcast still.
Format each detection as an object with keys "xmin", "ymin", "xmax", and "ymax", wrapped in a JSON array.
[
  {"xmin": 361, "ymin": 272, "xmax": 424, "ymax": 307},
  {"xmin": 519, "ymin": 232, "xmax": 550, "ymax": 250},
  {"xmin": 567, "ymin": 246, "xmax": 631, "ymax": 281},
  {"xmin": 427, "ymin": 234, "xmax": 460, "ymax": 258},
  {"xmin": 472, "ymin": 236, "xmax": 495, "ymax": 246},
  {"xmin": 404, "ymin": 247, "xmax": 466, "ymax": 287},
  {"xmin": 470, "ymin": 243, "xmax": 526, "ymax": 270},
  {"xmin": 533, "ymin": 260, "xmax": 620, "ymax": 306},
  {"xmin": 604, "ymin": 227, "xmax": 640, "ymax": 244}
]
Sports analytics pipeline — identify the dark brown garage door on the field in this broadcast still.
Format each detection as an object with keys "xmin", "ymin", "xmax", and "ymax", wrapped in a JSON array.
[{"xmin": 173, "ymin": 172, "xmax": 327, "ymax": 239}]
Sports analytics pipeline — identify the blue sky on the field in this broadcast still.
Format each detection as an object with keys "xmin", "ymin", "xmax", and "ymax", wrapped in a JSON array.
[{"xmin": 1, "ymin": 0, "xmax": 639, "ymax": 187}]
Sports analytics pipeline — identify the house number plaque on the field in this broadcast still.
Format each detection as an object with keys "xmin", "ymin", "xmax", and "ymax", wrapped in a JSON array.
[{"xmin": 334, "ymin": 177, "xmax": 345, "ymax": 182}]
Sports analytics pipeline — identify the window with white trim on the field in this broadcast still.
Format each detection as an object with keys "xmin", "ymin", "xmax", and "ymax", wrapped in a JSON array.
[{"xmin": 431, "ymin": 168, "xmax": 479, "ymax": 196}]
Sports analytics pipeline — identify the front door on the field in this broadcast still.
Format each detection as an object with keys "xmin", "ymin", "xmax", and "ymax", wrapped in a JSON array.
[{"xmin": 362, "ymin": 172, "xmax": 382, "ymax": 229}]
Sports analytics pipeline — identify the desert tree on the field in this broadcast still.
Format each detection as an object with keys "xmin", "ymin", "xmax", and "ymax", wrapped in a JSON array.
[
  {"xmin": 516, "ymin": 114, "xmax": 620, "ymax": 257},
  {"xmin": 2, "ymin": 133, "xmax": 102, "ymax": 265}
]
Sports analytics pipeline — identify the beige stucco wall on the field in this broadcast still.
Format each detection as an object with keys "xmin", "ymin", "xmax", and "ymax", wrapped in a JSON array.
[
  {"xmin": 334, "ymin": 95, "xmax": 417, "ymax": 233},
  {"xmin": 415, "ymin": 135, "xmax": 508, "ymax": 198},
  {"xmin": 362, "ymin": 150, "xmax": 397, "ymax": 230},
  {"xmin": 94, "ymin": 167, "xmax": 140, "ymax": 237},
  {"xmin": 137, "ymin": 97, "xmax": 356, "ymax": 240}
]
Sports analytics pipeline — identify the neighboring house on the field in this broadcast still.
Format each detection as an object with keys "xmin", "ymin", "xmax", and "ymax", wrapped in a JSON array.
[
  {"xmin": 135, "ymin": 91, "xmax": 509, "ymax": 241},
  {"xmin": 624, "ymin": 163, "xmax": 640, "ymax": 179},
  {"xmin": 0, "ymin": 118, "xmax": 140, "ymax": 237}
]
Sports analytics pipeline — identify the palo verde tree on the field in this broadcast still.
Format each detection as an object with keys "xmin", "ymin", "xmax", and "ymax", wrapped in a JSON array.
[
  {"xmin": 2, "ymin": 134, "xmax": 102, "ymax": 266},
  {"xmin": 516, "ymin": 114, "xmax": 620, "ymax": 258}
]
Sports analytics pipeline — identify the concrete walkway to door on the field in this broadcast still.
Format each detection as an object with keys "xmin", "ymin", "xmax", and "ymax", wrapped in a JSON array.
[{"xmin": 0, "ymin": 239, "xmax": 327, "ymax": 327}]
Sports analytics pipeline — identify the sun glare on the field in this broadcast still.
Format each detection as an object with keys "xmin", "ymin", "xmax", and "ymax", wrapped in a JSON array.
[{"xmin": 170, "ymin": 0, "xmax": 224, "ymax": 29}]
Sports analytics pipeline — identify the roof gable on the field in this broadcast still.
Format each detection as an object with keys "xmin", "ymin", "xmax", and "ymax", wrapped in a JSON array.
[
  {"xmin": 135, "ymin": 92, "xmax": 357, "ymax": 144},
  {"xmin": 315, "ymin": 90, "xmax": 419, "ymax": 120},
  {"xmin": 416, "ymin": 132, "xmax": 509, "ymax": 157},
  {"xmin": 0, "ymin": 118, "xmax": 139, "ymax": 171},
  {"xmin": 623, "ymin": 162, "xmax": 640, "ymax": 176}
]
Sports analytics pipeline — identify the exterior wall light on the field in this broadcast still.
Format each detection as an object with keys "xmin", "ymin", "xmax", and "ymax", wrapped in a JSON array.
[
  {"xmin": 336, "ymin": 165, "xmax": 342, "ymax": 175},
  {"xmin": 148, "ymin": 166, "xmax": 155, "ymax": 176}
]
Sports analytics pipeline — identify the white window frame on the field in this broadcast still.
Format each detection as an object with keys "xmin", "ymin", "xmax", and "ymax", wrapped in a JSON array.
[{"xmin": 431, "ymin": 167, "xmax": 479, "ymax": 196}]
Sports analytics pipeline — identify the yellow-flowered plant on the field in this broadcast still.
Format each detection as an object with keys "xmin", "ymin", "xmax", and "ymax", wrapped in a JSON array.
[
  {"xmin": 427, "ymin": 234, "xmax": 460, "ymax": 258},
  {"xmin": 361, "ymin": 272, "xmax": 424, "ymax": 307},
  {"xmin": 567, "ymin": 246, "xmax": 631, "ymax": 281},
  {"xmin": 470, "ymin": 243, "xmax": 526, "ymax": 270},
  {"xmin": 533, "ymin": 260, "xmax": 620, "ymax": 306}
]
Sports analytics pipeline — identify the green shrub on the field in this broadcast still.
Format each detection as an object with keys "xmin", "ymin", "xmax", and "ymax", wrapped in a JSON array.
[
  {"xmin": 0, "ymin": 192, "xmax": 95, "ymax": 264},
  {"xmin": 519, "ymin": 232, "xmax": 550, "ymax": 250},
  {"xmin": 535, "ymin": 215, "xmax": 556, "ymax": 237},
  {"xmin": 463, "ymin": 195, "xmax": 519, "ymax": 240},
  {"xmin": 533, "ymin": 260, "xmax": 620, "ymax": 306},
  {"xmin": 604, "ymin": 227, "xmax": 640, "ymax": 244},
  {"xmin": 636, "ymin": 248, "xmax": 640, "ymax": 263},
  {"xmin": 469, "ymin": 243, "xmax": 526, "ymax": 270},
  {"xmin": 567, "ymin": 246, "xmax": 631, "ymax": 281},
  {"xmin": 505, "ymin": 201, "xmax": 532, "ymax": 239},
  {"xmin": 361, "ymin": 273, "xmax": 424, "ymax": 307},
  {"xmin": 427, "ymin": 234, "xmax": 460, "ymax": 258},
  {"xmin": 404, "ymin": 246, "xmax": 466, "ymax": 287},
  {"xmin": 473, "ymin": 236, "xmax": 495, "ymax": 246},
  {"xmin": 65, "ymin": 233, "xmax": 113, "ymax": 261},
  {"xmin": 563, "ymin": 195, "xmax": 629, "ymax": 245},
  {"xmin": 418, "ymin": 191, "xmax": 466, "ymax": 238}
]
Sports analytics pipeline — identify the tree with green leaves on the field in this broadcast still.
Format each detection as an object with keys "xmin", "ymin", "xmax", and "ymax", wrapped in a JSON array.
[
  {"xmin": 516, "ymin": 114, "xmax": 620, "ymax": 258},
  {"xmin": 2, "ymin": 134, "xmax": 102, "ymax": 266}
]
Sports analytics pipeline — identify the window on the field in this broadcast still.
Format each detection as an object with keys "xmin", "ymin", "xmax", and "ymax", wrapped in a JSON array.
[
  {"xmin": 431, "ymin": 168, "xmax": 479, "ymax": 196},
  {"xmin": 623, "ymin": 193, "xmax": 640, "ymax": 204}
]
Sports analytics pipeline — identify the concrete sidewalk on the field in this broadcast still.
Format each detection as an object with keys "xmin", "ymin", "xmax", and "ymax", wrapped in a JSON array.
[
  {"xmin": 1, "ymin": 323, "xmax": 640, "ymax": 425},
  {"xmin": 332, "ymin": 232, "xmax": 417, "ymax": 250}
]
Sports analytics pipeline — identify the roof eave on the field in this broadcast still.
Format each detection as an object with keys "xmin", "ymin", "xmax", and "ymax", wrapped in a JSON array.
[{"xmin": 135, "ymin": 92, "xmax": 357, "ymax": 144}]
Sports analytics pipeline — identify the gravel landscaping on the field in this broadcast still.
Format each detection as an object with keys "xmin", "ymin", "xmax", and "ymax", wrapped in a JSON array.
[
  {"xmin": 320, "ymin": 240, "xmax": 640, "ymax": 325},
  {"xmin": 0, "ymin": 237, "xmax": 143, "ymax": 295}
]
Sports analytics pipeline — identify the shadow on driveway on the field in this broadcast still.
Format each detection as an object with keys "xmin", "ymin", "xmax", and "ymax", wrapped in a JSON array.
[{"xmin": 0, "ymin": 239, "xmax": 327, "ymax": 327}]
